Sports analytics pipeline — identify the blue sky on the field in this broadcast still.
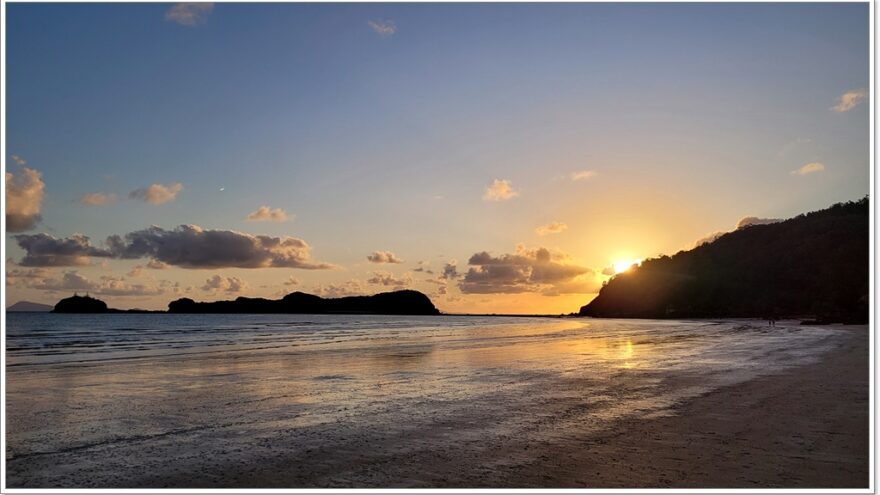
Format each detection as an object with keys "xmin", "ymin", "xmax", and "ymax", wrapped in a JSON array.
[{"xmin": 5, "ymin": 2, "xmax": 870, "ymax": 312}]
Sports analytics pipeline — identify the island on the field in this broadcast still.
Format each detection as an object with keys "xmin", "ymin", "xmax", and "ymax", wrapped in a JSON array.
[
  {"xmin": 51, "ymin": 289, "xmax": 441, "ymax": 316},
  {"xmin": 7, "ymin": 301, "xmax": 53, "ymax": 312}
]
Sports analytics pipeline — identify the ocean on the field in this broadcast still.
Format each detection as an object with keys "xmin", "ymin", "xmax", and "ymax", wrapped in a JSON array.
[{"xmin": 5, "ymin": 313, "xmax": 842, "ymax": 487}]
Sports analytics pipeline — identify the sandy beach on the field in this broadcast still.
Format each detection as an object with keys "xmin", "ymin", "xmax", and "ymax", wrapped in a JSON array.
[
  {"xmin": 5, "ymin": 315, "xmax": 868, "ymax": 488},
  {"xmin": 500, "ymin": 324, "xmax": 869, "ymax": 489}
]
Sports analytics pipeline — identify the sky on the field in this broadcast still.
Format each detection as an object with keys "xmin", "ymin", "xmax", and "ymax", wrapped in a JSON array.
[{"xmin": 4, "ymin": 2, "xmax": 871, "ymax": 313}]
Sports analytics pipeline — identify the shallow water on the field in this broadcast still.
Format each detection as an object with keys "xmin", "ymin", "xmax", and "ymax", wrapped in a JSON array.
[{"xmin": 5, "ymin": 314, "xmax": 841, "ymax": 487}]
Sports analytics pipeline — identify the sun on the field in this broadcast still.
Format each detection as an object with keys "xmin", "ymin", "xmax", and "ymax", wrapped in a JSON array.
[{"xmin": 612, "ymin": 258, "xmax": 642, "ymax": 274}]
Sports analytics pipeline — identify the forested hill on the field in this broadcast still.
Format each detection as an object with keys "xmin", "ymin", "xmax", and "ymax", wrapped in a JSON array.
[{"xmin": 579, "ymin": 197, "xmax": 868, "ymax": 323}]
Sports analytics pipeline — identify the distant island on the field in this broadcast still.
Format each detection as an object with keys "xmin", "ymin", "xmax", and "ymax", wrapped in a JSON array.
[
  {"xmin": 6, "ymin": 301, "xmax": 53, "ymax": 312},
  {"xmin": 50, "ymin": 290, "xmax": 441, "ymax": 315},
  {"xmin": 580, "ymin": 197, "xmax": 868, "ymax": 323}
]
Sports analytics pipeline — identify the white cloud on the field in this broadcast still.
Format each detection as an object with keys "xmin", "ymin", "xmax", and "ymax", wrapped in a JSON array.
[
  {"xmin": 831, "ymin": 88, "xmax": 867, "ymax": 112},
  {"xmin": 16, "ymin": 270, "xmax": 164, "ymax": 297},
  {"xmin": 129, "ymin": 182, "xmax": 183, "ymax": 205},
  {"xmin": 246, "ymin": 206, "xmax": 291, "ymax": 222},
  {"xmin": 165, "ymin": 3, "xmax": 214, "ymax": 26},
  {"xmin": 535, "ymin": 221, "xmax": 568, "ymax": 236},
  {"xmin": 367, "ymin": 271, "xmax": 412, "ymax": 288},
  {"xmin": 6, "ymin": 167, "xmax": 45, "ymax": 232},
  {"xmin": 80, "ymin": 192, "xmax": 117, "ymax": 206},
  {"xmin": 483, "ymin": 179, "xmax": 519, "ymax": 201},
  {"xmin": 692, "ymin": 216, "xmax": 784, "ymax": 248},
  {"xmin": 368, "ymin": 19, "xmax": 396, "ymax": 37},
  {"xmin": 201, "ymin": 275, "xmax": 248, "ymax": 293},
  {"xmin": 735, "ymin": 216, "xmax": 782, "ymax": 229},
  {"xmin": 314, "ymin": 280, "xmax": 364, "ymax": 298},
  {"xmin": 367, "ymin": 250, "xmax": 404, "ymax": 264},
  {"xmin": 570, "ymin": 170, "xmax": 597, "ymax": 181},
  {"xmin": 11, "ymin": 155, "xmax": 27, "ymax": 165},
  {"xmin": 790, "ymin": 162, "xmax": 825, "ymax": 176}
]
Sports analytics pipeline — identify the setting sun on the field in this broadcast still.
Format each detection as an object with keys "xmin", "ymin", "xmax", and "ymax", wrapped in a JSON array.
[{"xmin": 613, "ymin": 259, "xmax": 642, "ymax": 274}]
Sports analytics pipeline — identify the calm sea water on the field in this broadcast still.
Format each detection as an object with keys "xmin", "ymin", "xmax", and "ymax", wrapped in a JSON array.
[{"xmin": 5, "ymin": 313, "xmax": 841, "ymax": 487}]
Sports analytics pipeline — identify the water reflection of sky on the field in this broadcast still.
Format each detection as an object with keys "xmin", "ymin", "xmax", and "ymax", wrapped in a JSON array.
[{"xmin": 6, "ymin": 314, "xmax": 841, "ymax": 485}]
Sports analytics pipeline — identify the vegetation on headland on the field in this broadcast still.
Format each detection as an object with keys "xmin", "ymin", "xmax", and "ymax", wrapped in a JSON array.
[{"xmin": 580, "ymin": 197, "xmax": 869, "ymax": 323}]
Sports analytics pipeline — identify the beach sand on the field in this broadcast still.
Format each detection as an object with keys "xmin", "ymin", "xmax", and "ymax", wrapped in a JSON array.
[
  {"xmin": 498, "ymin": 324, "xmax": 869, "ymax": 488},
  {"xmin": 149, "ymin": 325, "xmax": 868, "ymax": 488},
  {"xmin": 6, "ymin": 318, "xmax": 868, "ymax": 488}
]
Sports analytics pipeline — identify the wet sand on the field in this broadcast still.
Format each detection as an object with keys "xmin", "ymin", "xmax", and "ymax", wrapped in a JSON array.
[
  {"xmin": 235, "ymin": 324, "xmax": 868, "ymax": 489},
  {"xmin": 5, "ymin": 316, "xmax": 867, "ymax": 488},
  {"xmin": 501, "ymin": 324, "xmax": 869, "ymax": 488}
]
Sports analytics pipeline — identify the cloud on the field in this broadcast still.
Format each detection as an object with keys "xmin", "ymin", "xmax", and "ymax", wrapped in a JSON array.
[
  {"xmin": 368, "ymin": 19, "xmax": 396, "ymax": 37},
  {"xmin": 314, "ymin": 280, "xmax": 363, "ymax": 298},
  {"xmin": 11, "ymin": 155, "xmax": 27, "ymax": 165},
  {"xmin": 367, "ymin": 271, "xmax": 412, "ymax": 288},
  {"xmin": 6, "ymin": 167, "xmax": 45, "ymax": 232},
  {"xmin": 535, "ymin": 221, "xmax": 568, "ymax": 236},
  {"xmin": 17, "ymin": 270, "xmax": 164, "ymax": 297},
  {"xmin": 246, "ymin": 206, "xmax": 291, "ymax": 222},
  {"xmin": 127, "ymin": 265, "xmax": 144, "ymax": 278},
  {"xmin": 129, "ymin": 183, "xmax": 183, "ymax": 205},
  {"xmin": 14, "ymin": 233, "xmax": 114, "ymax": 266},
  {"xmin": 165, "ymin": 3, "xmax": 214, "ymax": 26},
  {"xmin": 831, "ymin": 88, "xmax": 867, "ymax": 112},
  {"xmin": 283, "ymin": 276, "xmax": 300, "ymax": 286},
  {"xmin": 80, "ymin": 192, "xmax": 117, "ymax": 206},
  {"xmin": 692, "ymin": 231, "xmax": 726, "ymax": 248},
  {"xmin": 413, "ymin": 262, "xmax": 434, "ymax": 274},
  {"xmin": 367, "ymin": 250, "xmax": 404, "ymax": 264},
  {"xmin": 14, "ymin": 225, "xmax": 335, "ymax": 270},
  {"xmin": 693, "ymin": 216, "xmax": 784, "ymax": 248},
  {"xmin": 790, "ymin": 162, "xmax": 825, "ymax": 176},
  {"xmin": 441, "ymin": 261, "xmax": 459, "ymax": 280},
  {"xmin": 735, "ymin": 216, "xmax": 783, "ymax": 229},
  {"xmin": 201, "ymin": 274, "xmax": 248, "ymax": 293},
  {"xmin": 570, "ymin": 170, "xmax": 597, "ymax": 181},
  {"xmin": 459, "ymin": 245, "xmax": 598, "ymax": 295},
  {"xmin": 106, "ymin": 225, "xmax": 335, "ymax": 269},
  {"xmin": 6, "ymin": 267, "xmax": 52, "ymax": 286},
  {"xmin": 483, "ymin": 179, "xmax": 520, "ymax": 201}
]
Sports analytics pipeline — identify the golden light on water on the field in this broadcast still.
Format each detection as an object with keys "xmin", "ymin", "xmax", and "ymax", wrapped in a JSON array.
[{"xmin": 612, "ymin": 259, "xmax": 642, "ymax": 274}]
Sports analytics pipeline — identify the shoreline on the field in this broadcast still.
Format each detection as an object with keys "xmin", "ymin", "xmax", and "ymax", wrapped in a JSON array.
[
  {"xmin": 6, "ymin": 320, "xmax": 867, "ymax": 488},
  {"xmin": 495, "ymin": 324, "xmax": 870, "ymax": 488}
]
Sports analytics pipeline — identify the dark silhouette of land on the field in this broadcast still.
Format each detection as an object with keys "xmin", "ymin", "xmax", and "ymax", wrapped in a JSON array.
[
  {"xmin": 51, "ymin": 290, "xmax": 440, "ymax": 315},
  {"xmin": 7, "ymin": 301, "xmax": 53, "ymax": 312},
  {"xmin": 580, "ymin": 197, "xmax": 868, "ymax": 322},
  {"xmin": 168, "ymin": 290, "xmax": 439, "ymax": 315},
  {"xmin": 52, "ymin": 294, "xmax": 109, "ymax": 313}
]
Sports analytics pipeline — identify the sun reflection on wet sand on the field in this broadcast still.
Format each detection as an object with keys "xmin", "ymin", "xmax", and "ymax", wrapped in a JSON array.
[{"xmin": 5, "ymin": 314, "xmax": 841, "ymax": 487}]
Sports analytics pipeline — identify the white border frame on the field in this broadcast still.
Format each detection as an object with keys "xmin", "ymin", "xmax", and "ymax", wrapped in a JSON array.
[{"xmin": 0, "ymin": 0, "xmax": 875, "ymax": 493}]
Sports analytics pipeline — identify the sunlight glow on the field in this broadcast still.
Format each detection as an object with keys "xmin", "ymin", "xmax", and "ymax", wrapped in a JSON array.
[{"xmin": 612, "ymin": 259, "xmax": 642, "ymax": 274}]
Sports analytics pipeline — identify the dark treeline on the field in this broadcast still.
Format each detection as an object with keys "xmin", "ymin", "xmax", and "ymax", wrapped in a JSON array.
[
  {"xmin": 166, "ymin": 290, "xmax": 440, "ymax": 315},
  {"xmin": 580, "ymin": 197, "xmax": 869, "ymax": 323},
  {"xmin": 52, "ymin": 290, "xmax": 440, "ymax": 315}
]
